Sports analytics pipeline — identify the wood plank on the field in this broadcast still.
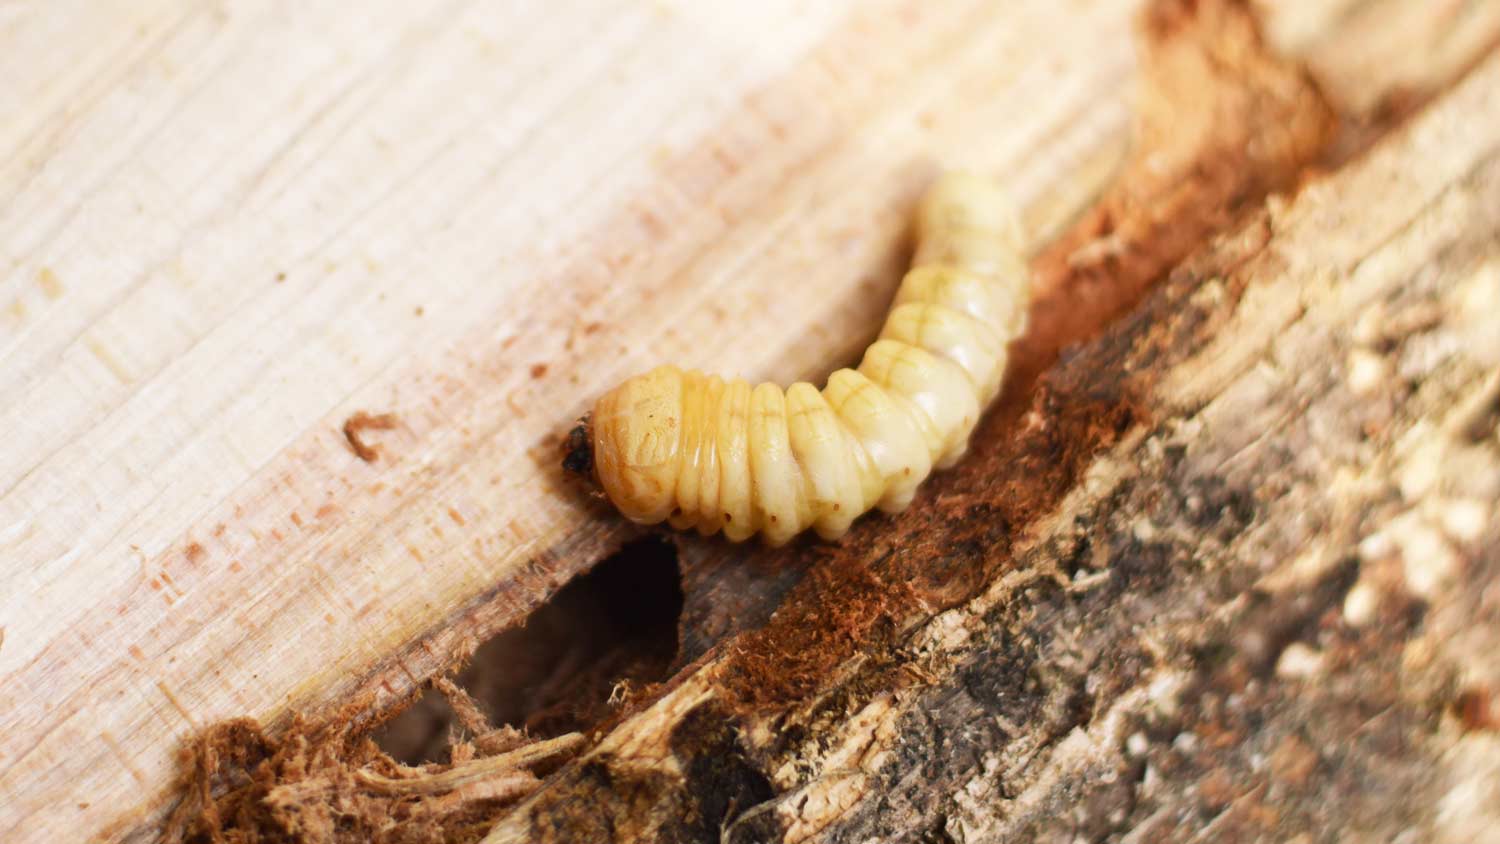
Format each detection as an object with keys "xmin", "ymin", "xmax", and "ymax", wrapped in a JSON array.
[{"xmin": 1, "ymin": 0, "xmax": 1496, "ymax": 841}]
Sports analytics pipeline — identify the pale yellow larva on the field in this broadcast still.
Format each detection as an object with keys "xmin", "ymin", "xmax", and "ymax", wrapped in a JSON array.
[{"xmin": 579, "ymin": 173, "xmax": 1031, "ymax": 545}]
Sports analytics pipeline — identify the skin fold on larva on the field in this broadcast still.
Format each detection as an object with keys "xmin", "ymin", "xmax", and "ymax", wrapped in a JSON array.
[{"xmin": 585, "ymin": 173, "xmax": 1031, "ymax": 546}]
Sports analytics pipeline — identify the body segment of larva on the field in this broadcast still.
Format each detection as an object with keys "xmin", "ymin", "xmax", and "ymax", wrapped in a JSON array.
[{"xmin": 584, "ymin": 173, "xmax": 1031, "ymax": 545}]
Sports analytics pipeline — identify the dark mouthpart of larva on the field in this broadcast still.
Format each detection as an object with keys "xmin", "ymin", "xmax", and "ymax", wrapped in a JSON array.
[{"xmin": 562, "ymin": 416, "xmax": 595, "ymax": 479}]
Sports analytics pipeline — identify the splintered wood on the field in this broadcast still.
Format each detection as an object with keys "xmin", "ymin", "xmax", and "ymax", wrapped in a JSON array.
[{"xmin": 163, "ymin": 684, "xmax": 584, "ymax": 844}]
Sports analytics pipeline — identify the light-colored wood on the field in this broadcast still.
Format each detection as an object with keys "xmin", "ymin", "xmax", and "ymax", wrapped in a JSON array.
[{"xmin": 0, "ymin": 1, "xmax": 1494, "ymax": 841}]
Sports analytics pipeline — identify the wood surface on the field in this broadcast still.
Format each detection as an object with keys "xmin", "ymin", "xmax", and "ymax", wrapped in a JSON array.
[{"xmin": 1, "ymin": 1, "xmax": 1497, "ymax": 842}]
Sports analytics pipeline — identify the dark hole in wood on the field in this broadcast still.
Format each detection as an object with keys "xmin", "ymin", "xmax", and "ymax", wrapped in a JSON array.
[{"xmin": 373, "ymin": 536, "xmax": 684, "ymax": 764}]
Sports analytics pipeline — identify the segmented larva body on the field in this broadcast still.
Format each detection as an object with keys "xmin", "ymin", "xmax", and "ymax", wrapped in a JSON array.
[{"xmin": 588, "ymin": 173, "xmax": 1030, "ymax": 545}]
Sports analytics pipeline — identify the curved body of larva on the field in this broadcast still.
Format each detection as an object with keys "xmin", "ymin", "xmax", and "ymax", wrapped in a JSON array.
[{"xmin": 588, "ymin": 173, "xmax": 1031, "ymax": 545}]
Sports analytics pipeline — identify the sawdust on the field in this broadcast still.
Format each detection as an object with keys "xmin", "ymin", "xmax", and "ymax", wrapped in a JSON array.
[{"xmin": 164, "ymin": 684, "xmax": 582, "ymax": 844}]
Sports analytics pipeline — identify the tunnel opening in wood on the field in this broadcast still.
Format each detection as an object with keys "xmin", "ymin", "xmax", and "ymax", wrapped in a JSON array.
[{"xmin": 374, "ymin": 537, "xmax": 684, "ymax": 764}]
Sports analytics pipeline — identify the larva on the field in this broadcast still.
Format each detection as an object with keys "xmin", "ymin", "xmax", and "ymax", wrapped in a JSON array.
[{"xmin": 572, "ymin": 173, "xmax": 1030, "ymax": 545}]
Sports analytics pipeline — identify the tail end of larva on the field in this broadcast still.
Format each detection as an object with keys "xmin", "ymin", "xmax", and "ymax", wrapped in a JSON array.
[{"xmin": 924, "ymin": 173, "xmax": 1022, "ymax": 237}]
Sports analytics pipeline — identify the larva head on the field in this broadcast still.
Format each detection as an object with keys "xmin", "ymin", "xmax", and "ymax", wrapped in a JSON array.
[{"xmin": 590, "ymin": 364, "xmax": 686, "ymax": 525}]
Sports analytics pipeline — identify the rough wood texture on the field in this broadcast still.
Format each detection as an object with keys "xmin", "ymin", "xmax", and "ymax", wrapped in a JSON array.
[{"xmin": 2, "ymin": 1, "xmax": 1497, "ymax": 842}]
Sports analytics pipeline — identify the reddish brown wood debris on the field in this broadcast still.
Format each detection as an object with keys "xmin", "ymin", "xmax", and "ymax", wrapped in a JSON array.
[{"xmin": 343, "ymin": 412, "xmax": 400, "ymax": 462}]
